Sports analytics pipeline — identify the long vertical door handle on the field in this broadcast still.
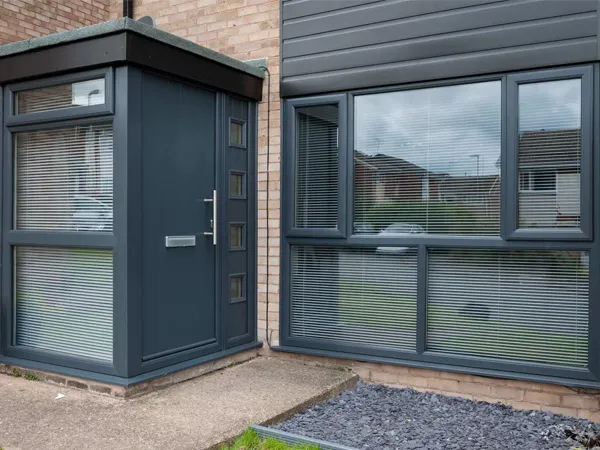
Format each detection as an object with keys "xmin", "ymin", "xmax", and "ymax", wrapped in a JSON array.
[
  {"xmin": 203, "ymin": 190, "xmax": 217, "ymax": 246},
  {"xmin": 212, "ymin": 190, "xmax": 217, "ymax": 246}
]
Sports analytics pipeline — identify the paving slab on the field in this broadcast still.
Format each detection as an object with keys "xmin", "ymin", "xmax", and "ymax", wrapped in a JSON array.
[{"xmin": 0, "ymin": 357, "xmax": 357, "ymax": 450}]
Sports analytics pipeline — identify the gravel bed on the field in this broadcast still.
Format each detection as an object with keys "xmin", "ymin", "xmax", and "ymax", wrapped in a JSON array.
[{"xmin": 274, "ymin": 382, "xmax": 600, "ymax": 450}]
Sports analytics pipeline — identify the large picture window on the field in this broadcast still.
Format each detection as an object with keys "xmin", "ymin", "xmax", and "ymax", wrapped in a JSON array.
[
  {"xmin": 283, "ymin": 64, "xmax": 596, "ymax": 385},
  {"xmin": 354, "ymin": 81, "xmax": 501, "ymax": 236}
]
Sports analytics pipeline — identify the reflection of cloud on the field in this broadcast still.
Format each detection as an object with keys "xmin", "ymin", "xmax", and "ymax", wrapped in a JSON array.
[
  {"xmin": 355, "ymin": 79, "xmax": 579, "ymax": 177},
  {"xmin": 519, "ymin": 79, "xmax": 580, "ymax": 132}
]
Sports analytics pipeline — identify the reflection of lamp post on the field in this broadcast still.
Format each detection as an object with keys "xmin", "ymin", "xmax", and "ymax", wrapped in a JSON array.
[
  {"xmin": 87, "ymin": 89, "xmax": 100, "ymax": 106},
  {"xmin": 470, "ymin": 154, "xmax": 481, "ymax": 204},
  {"xmin": 470, "ymin": 154, "xmax": 480, "ymax": 177}
]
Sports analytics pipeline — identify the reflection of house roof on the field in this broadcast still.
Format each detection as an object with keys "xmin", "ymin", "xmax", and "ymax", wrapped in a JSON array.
[
  {"xmin": 519, "ymin": 129, "xmax": 580, "ymax": 169},
  {"xmin": 354, "ymin": 151, "xmax": 442, "ymax": 177},
  {"xmin": 440, "ymin": 175, "xmax": 500, "ymax": 197}
]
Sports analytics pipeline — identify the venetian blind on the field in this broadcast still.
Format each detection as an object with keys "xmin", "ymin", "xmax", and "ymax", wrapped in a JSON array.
[
  {"xmin": 427, "ymin": 249, "xmax": 589, "ymax": 368},
  {"xmin": 290, "ymin": 246, "xmax": 417, "ymax": 351},
  {"xmin": 354, "ymin": 81, "xmax": 501, "ymax": 236},
  {"xmin": 16, "ymin": 79, "xmax": 105, "ymax": 115},
  {"xmin": 518, "ymin": 79, "xmax": 582, "ymax": 229},
  {"xmin": 15, "ymin": 247, "xmax": 114, "ymax": 362},
  {"xmin": 16, "ymin": 123, "xmax": 113, "ymax": 232},
  {"xmin": 295, "ymin": 105, "xmax": 339, "ymax": 229}
]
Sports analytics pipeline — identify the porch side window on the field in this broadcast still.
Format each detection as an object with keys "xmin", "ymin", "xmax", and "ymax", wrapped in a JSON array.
[{"xmin": 12, "ymin": 122, "xmax": 114, "ymax": 362}]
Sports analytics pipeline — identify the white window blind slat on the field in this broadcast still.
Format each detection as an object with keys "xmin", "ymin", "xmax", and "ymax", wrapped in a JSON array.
[
  {"xmin": 16, "ymin": 78, "xmax": 105, "ymax": 115},
  {"xmin": 427, "ymin": 249, "xmax": 589, "ymax": 368},
  {"xmin": 15, "ymin": 247, "xmax": 114, "ymax": 362},
  {"xmin": 291, "ymin": 246, "xmax": 417, "ymax": 351},
  {"xmin": 354, "ymin": 81, "xmax": 501, "ymax": 236},
  {"xmin": 16, "ymin": 123, "xmax": 113, "ymax": 232},
  {"xmin": 295, "ymin": 105, "xmax": 339, "ymax": 229}
]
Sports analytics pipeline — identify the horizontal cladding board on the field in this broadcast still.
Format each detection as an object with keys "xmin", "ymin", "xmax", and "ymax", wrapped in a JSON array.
[
  {"xmin": 282, "ymin": 0, "xmax": 504, "ymax": 40},
  {"xmin": 282, "ymin": 0, "xmax": 384, "ymax": 20},
  {"xmin": 281, "ymin": 38, "xmax": 597, "ymax": 97},
  {"xmin": 283, "ymin": 13, "xmax": 596, "ymax": 77},
  {"xmin": 282, "ymin": 0, "xmax": 598, "ymax": 58}
]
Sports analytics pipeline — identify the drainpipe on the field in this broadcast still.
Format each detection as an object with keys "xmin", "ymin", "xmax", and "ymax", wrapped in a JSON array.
[{"xmin": 123, "ymin": 0, "xmax": 134, "ymax": 19}]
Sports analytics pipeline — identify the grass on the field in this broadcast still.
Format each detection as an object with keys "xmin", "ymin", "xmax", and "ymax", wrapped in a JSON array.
[
  {"xmin": 11, "ymin": 368, "xmax": 40, "ymax": 381},
  {"xmin": 334, "ymin": 279, "xmax": 587, "ymax": 367},
  {"xmin": 221, "ymin": 429, "xmax": 319, "ymax": 450}
]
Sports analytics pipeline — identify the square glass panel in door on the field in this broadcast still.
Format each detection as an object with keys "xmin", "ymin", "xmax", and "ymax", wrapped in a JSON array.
[
  {"xmin": 230, "ymin": 120, "xmax": 246, "ymax": 147},
  {"xmin": 230, "ymin": 172, "xmax": 245, "ymax": 198},
  {"xmin": 230, "ymin": 275, "xmax": 245, "ymax": 301},
  {"xmin": 517, "ymin": 79, "xmax": 582, "ymax": 229},
  {"xmin": 230, "ymin": 223, "xmax": 245, "ymax": 250},
  {"xmin": 15, "ymin": 123, "xmax": 114, "ymax": 232}
]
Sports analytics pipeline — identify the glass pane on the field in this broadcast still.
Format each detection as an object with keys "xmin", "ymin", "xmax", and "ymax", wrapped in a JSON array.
[
  {"xmin": 16, "ymin": 124, "xmax": 113, "ymax": 232},
  {"xmin": 290, "ymin": 246, "xmax": 417, "ymax": 351},
  {"xmin": 230, "ymin": 121, "xmax": 245, "ymax": 147},
  {"xmin": 230, "ymin": 172, "xmax": 244, "ymax": 197},
  {"xmin": 230, "ymin": 275, "xmax": 244, "ymax": 299},
  {"xmin": 16, "ymin": 79, "xmax": 105, "ymax": 114},
  {"xmin": 295, "ymin": 104, "xmax": 339, "ymax": 228},
  {"xmin": 354, "ymin": 81, "xmax": 501, "ymax": 236},
  {"xmin": 15, "ymin": 246, "xmax": 113, "ymax": 362},
  {"xmin": 518, "ymin": 79, "xmax": 581, "ymax": 229},
  {"xmin": 427, "ymin": 249, "xmax": 589, "ymax": 368},
  {"xmin": 230, "ymin": 224, "xmax": 244, "ymax": 249}
]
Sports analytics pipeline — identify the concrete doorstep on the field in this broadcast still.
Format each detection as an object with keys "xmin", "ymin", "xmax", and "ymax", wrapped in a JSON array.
[{"xmin": 0, "ymin": 357, "xmax": 357, "ymax": 450}]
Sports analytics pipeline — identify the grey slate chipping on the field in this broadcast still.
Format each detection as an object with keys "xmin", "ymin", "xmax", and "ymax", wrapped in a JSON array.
[{"xmin": 0, "ymin": 18, "xmax": 265, "ymax": 79}]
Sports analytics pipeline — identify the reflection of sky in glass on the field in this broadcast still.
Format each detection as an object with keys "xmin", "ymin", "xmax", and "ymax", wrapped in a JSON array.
[
  {"xmin": 519, "ymin": 79, "xmax": 581, "ymax": 132},
  {"xmin": 355, "ymin": 81, "xmax": 501, "ymax": 177}
]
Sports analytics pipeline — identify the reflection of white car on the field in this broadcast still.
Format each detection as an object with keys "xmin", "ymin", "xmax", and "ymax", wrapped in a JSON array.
[
  {"xmin": 375, "ymin": 223, "xmax": 424, "ymax": 254},
  {"xmin": 72, "ymin": 195, "xmax": 112, "ymax": 231}
]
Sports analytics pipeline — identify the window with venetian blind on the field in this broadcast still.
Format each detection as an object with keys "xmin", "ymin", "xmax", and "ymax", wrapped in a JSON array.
[
  {"xmin": 285, "ymin": 66, "xmax": 593, "ymax": 378},
  {"xmin": 11, "ymin": 74, "xmax": 114, "ymax": 363}
]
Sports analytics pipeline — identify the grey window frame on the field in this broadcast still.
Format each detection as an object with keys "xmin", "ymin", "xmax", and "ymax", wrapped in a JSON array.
[
  {"xmin": 1, "ymin": 68, "xmax": 120, "ymax": 376},
  {"xmin": 5, "ymin": 68, "xmax": 115, "ymax": 127},
  {"xmin": 505, "ymin": 65, "xmax": 593, "ymax": 241},
  {"xmin": 284, "ymin": 94, "xmax": 348, "ymax": 238},
  {"xmin": 280, "ymin": 65, "xmax": 600, "ymax": 388}
]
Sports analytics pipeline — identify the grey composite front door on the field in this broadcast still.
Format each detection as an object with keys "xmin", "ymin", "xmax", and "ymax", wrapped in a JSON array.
[{"xmin": 141, "ymin": 80, "xmax": 220, "ymax": 362}]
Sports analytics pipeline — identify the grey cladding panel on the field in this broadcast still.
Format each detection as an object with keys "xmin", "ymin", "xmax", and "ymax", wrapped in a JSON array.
[
  {"xmin": 283, "ymin": 14, "xmax": 597, "ymax": 77},
  {"xmin": 282, "ymin": 0, "xmax": 384, "ymax": 20},
  {"xmin": 282, "ymin": 0, "xmax": 503, "ymax": 39},
  {"xmin": 280, "ymin": 0, "xmax": 599, "ymax": 97}
]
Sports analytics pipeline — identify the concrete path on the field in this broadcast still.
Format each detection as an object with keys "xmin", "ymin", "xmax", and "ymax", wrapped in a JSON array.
[{"xmin": 0, "ymin": 357, "xmax": 357, "ymax": 450}]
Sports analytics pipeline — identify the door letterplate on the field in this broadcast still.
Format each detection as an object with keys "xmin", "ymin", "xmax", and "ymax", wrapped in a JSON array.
[{"xmin": 165, "ymin": 235, "xmax": 196, "ymax": 248}]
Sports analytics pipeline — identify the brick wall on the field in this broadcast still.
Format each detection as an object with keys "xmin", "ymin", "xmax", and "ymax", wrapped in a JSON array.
[{"xmin": 0, "ymin": 0, "xmax": 110, "ymax": 44}]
